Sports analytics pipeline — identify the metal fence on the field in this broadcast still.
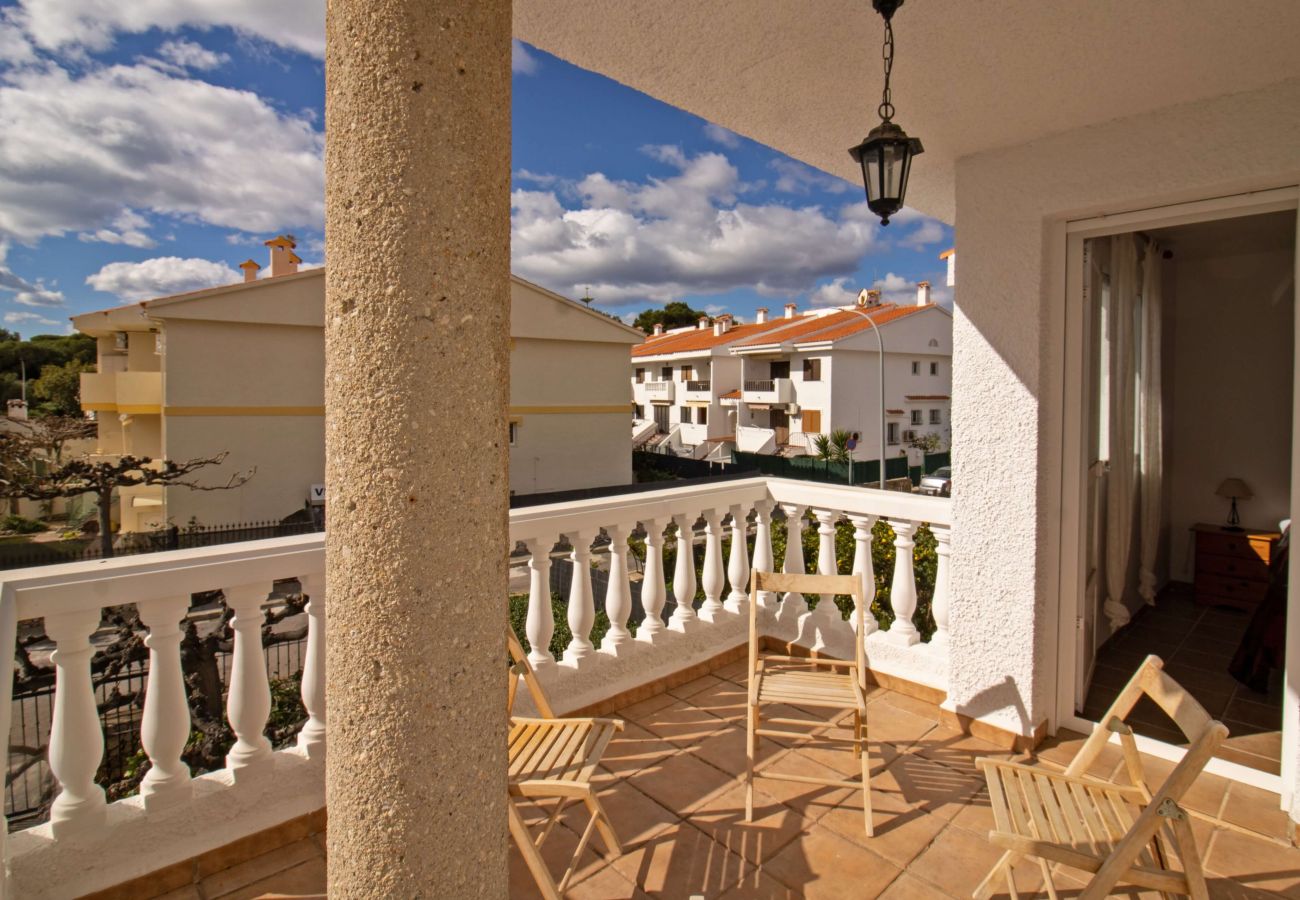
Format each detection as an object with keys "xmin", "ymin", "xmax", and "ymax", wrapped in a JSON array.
[{"xmin": 7, "ymin": 624, "xmax": 308, "ymax": 830}]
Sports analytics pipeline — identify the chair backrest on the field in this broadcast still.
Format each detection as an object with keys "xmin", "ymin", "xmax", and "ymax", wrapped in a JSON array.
[
  {"xmin": 507, "ymin": 628, "xmax": 556, "ymax": 719},
  {"xmin": 1066, "ymin": 655, "xmax": 1228, "ymax": 804},
  {"xmin": 748, "ymin": 570, "xmax": 866, "ymax": 683}
]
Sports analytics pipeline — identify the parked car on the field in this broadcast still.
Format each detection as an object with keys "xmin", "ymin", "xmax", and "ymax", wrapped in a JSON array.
[{"xmin": 919, "ymin": 466, "xmax": 952, "ymax": 497}]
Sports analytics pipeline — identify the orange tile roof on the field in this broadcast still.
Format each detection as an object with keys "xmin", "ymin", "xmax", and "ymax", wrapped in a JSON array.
[
  {"xmin": 630, "ymin": 318, "xmax": 792, "ymax": 358},
  {"xmin": 731, "ymin": 309, "xmax": 862, "ymax": 348},
  {"xmin": 720, "ymin": 389, "xmax": 741, "ymax": 399},
  {"xmin": 791, "ymin": 304, "xmax": 935, "ymax": 344}
]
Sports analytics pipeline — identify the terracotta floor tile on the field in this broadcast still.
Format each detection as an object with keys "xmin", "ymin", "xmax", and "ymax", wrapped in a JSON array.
[
  {"xmin": 750, "ymin": 749, "xmax": 855, "ymax": 822},
  {"xmin": 1138, "ymin": 756, "xmax": 1230, "ymax": 818},
  {"xmin": 1204, "ymin": 827, "xmax": 1300, "ymax": 897},
  {"xmin": 670, "ymin": 673, "xmax": 728, "ymax": 700},
  {"xmin": 691, "ymin": 783, "xmax": 815, "ymax": 867},
  {"xmin": 620, "ymin": 692, "xmax": 679, "ymax": 722},
  {"xmin": 510, "ymin": 806, "xmax": 616, "ymax": 898},
  {"xmin": 821, "ymin": 801, "xmax": 948, "ymax": 869},
  {"xmin": 761, "ymin": 823, "xmax": 901, "ymax": 899},
  {"xmin": 627, "ymin": 747, "xmax": 736, "ymax": 815},
  {"xmin": 635, "ymin": 699, "xmax": 735, "ymax": 747},
  {"xmin": 565, "ymin": 781, "xmax": 681, "ymax": 849},
  {"xmin": 873, "ymin": 690, "xmax": 944, "ymax": 724},
  {"xmin": 609, "ymin": 821, "xmax": 753, "ymax": 898},
  {"xmin": 214, "ymin": 858, "xmax": 326, "ymax": 900},
  {"xmin": 949, "ymin": 785, "xmax": 996, "ymax": 838},
  {"xmin": 153, "ymin": 888, "xmax": 202, "ymax": 900},
  {"xmin": 714, "ymin": 659, "xmax": 751, "ymax": 683},
  {"xmin": 878, "ymin": 871, "xmax": 953, "ymax": 900},
  {"xmin": 866, "ymin": 700, "xmax": 939, "ymax": 751},
  {"xmin": 599, "ymin": 722, "xmax": 679, "ymax": 777},
  {"xmin": 688, "ymin": 680, "xmax": 750, "ymax": 725},
  {"xmin": 911, "ymin": 726, "xmax": 1014, "ymax": 780},
  {"xmin": 720, "ymin": 868, "xmax": 802, "ymax": 899},
  {"xmin": 199, "ymin": 839, "xmax": 320, "ymax": 900},
  {"xmin": 1221, "ymin": 782, "xmax": 1294, "ymax": 840},
  {"xmin": 908, "ymin": 819, "xmax": 1045, "ymax": 899},
  {"xmin": 881, "ymin": 751, "xmax": 981, "ymax": 821},
  {"xmin": 691, "ymin": 720, "xmax": 784, "ymax": 774}
]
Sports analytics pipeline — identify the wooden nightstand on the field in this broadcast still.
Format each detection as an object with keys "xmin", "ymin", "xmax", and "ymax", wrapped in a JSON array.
[{"xmin": 1192, "ymin": 522, "xmax": 1281, "ymax": 610}]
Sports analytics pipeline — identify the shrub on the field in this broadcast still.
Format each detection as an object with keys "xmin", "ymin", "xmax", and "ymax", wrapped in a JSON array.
[{"xmin": 1, "ymin": 514, "xmax": 46, "ymax": 534}]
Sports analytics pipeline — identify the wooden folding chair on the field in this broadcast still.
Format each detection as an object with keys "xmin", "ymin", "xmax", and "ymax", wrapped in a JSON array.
[
  {"xmin": 507, "ymin": 629, "xmax": 624, "ymax": 899},
  {"xmin": 745, "ymin": 570, "xmax": 874, "ymax": 836},
  {"xmin": 974, "ymin": 655, "xmax": 1229, "ymax": 900}
]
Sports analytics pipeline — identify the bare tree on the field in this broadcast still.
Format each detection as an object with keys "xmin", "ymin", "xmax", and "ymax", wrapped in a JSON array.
[{"xmin": 0, "ymin": 423, "xmax": 254, "ymax": 556}]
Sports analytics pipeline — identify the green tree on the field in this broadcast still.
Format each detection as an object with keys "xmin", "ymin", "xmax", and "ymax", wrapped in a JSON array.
[
  {"xmin": 813, "ymin": 428, "xmax": 854, "ymax": 464},
  {"xmin": 633, "ymin": 301, "xmax": 711, "ymax": 335},
  {"xmin": 31, "ymin": 360, "xmax": 90, "ymax": 417}
]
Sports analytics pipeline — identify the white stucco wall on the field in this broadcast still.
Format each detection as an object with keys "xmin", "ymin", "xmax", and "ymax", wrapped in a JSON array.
[{"xmin": 950, "ymin": 78, "xmax": 1300, "ymax": 743}]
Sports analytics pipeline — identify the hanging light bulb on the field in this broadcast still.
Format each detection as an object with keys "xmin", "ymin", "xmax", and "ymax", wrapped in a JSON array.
[{"xmin": 848, "ymin": 0, "xmax": 924, "ymax": 226}]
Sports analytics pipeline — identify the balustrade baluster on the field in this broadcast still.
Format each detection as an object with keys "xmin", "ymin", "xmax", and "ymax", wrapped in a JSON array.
[
  {"xmin": 296, "ymin": 574, "xmax": 326, "ymax": 760},
  {"xmin": 699, "ymin": 510, "xmax": 726, "ymax": 622},
  {"xmin": 601, "ymin": 524, "xmax": 633, "ymax": 651},
  {"xmin": 224, "ymin": 584, "xmax": 274, "ymax": 780},
  {"xmin": 813, "ymin": 509, "xmax": 841, "ymax": 622},
  {"xmin": 523, "ymin": 537, "xmax": 555, "ymax": 667},
  {"xmin": 929, "ymin": 525, "xmax": 952, "ymax": 649},
  {"xmin": 779, "ymin": 504, "xmax": 808, "ymax": 616},
  {"xmin": 848, "ymin": 515, "xmax": 879, "ymax": 637},
  {"xmin": 669, "ymin": 514, "xmax": 698, "ymax": 631},
  {"xmin": 138, "ymin": 597, "xmax": 193, "ymax": 807},
  {"xmin": 639, "ymin": 519, "xmax": 668, "ymax": 640},
  {"xmin": 563, "ymin": 530, "xmax": 597, "ymax": 663},
  {"xmin": 751, "ymin": 499, "xmax": 775, "ymax": 609},
  {"xmin": 887, "ymin": 521, "xmax": 921, "ymax": 646},
  {"xmin": 45, "ymin": 608, "xmax": 107, "ymax": 837},
  {"xmin": 724, "ymin": 505, "xmax": 751, "ymax": 614}
]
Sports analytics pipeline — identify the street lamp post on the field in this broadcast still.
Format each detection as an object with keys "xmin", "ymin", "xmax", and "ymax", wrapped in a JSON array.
[{"xmin": 846, "ymin": 306, "xmax": 887, "ymax": 489}]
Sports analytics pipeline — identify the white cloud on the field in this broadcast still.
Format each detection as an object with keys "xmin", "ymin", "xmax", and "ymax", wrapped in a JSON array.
[
  {"xmin": 86, "ymin": 256, "xmax": 240, "ymax": 301},
  {"xmin": 78, "ymin": 209, "xmax": 155, "ymax": 248},
  {"xmin": 702, "ymin": 122, "xmax": 739, "ymax": 149},
  {"xmin": 809, "ymin": 277, "xmax": 858, "ymax": 307},
  {"xmin": 769, "ymin": 158, "xmax": 851, "ymax": 196},
  {"xmin": 0, "ymin": 9, "xmax": 36, "ymax": 64},
  {"xmin": 0, "ymin": 261, "xmax": 63, "ymax": 306},
  {"xmin": 4, "ymin": 310, "xmax": 58, "ymax": 327},
  {"xmin": 871, "ymin": 271, "xmax": 953, "ymax": 308},
  {"xmin": 0, "ymin": 61, "xmax": 324, "ymax": 243},
  {"xmin": 512, "ymin": 149, "xmax": 880, "ymax": 306},
  {"xmin": 898, "ymin": 218, "xmax": 945, "ymax": 249},
  {"xmin": 10, "ymin": 0, "xmax": 325, "ymax": 57},
  {"xmin": 157, "ymin": 38, "xmax": 229, "ymax": 71},
  {"xmin": 514, "ymin": 169, "xmax": 560, "ymax": 187},
  {"xmin": 512, "ymin": 40, "xmax": 539, "ymax": 75}
]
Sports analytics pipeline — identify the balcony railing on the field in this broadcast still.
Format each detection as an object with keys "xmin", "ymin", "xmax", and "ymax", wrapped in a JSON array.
[
  {"xmin": 685, "ymin": 380, "xmax": 711, "ymax": 393},
  {"xmin": 1, "ymin": 477, "xmax": 950, "ymax": 897},
  {"xmin": 643, "ymin": 380, "xmax": 675, "ymax": 402},
  {"xmin": 743, "ymin": 377, "xmax": 793, "ymax": 404}
]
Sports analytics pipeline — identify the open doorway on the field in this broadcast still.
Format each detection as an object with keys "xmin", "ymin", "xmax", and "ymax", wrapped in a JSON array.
[{"xmin": 1071, "ymin": 206, "xmax": 1297, "ymax": 779}]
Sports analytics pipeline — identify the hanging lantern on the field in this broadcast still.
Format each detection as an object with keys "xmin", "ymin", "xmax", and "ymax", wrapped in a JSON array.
[{"xmin": 848, "ymin": 0, "xmax": 924, "ymax": 225}]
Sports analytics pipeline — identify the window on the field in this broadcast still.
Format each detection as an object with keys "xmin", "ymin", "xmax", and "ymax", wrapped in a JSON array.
[
  {"xmin": 681, "ymin": 365, "xmax": 694, "ymax": 382},
  {"xmin": 697, "ymin": 407, "xmax": 707, "ymax": 426},
  {"xmin": 660, "ymin": 367, "xmax": 672, "ymax": 380},
  {"xmin": 911, "ymin": 410, "xmax": 922, "ymax": 426},
  {"xmin": 801, "ymin": 409, "xmax": 822, "ymax": 434},
  {"xmin": 802, "ymin": 358, "xmax": 822, "ymax": 382},
  {"xmin": 635, "ymin": 368, "xmax": 645, "ymax": 384},
  {"xmin": 930, "ymin": 409, "xmax": 941, "ymax": 425},
  {"xmin": 930, "ymin": 362, "xmax": 938, "ymax": 376},
  {"xmin": 770, "ymin": 360, "xmax": 790, "ymax": 380},
  {"xmin": 634, "ymin": 404, "xmax": 644, "ymax": 419},
  {"xmin": 508, "ymin": 422, "xmax": 519, "ymax": 446},
  {"xmin": 911, "ymin": 361, "xmax": 920, "ymax": 375},
  {"xmin": 679, "ymin": 406, "xmax": 690, "ymax": 424},
  {"xmin": 887, "ymin": 422, "xmax": 900, "ymax": 444}
]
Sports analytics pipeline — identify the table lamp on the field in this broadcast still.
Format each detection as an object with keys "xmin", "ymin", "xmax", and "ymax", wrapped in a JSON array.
[{"xmin": 1215, "ymin": 478, "xmax": 1252, "ymax": 531}]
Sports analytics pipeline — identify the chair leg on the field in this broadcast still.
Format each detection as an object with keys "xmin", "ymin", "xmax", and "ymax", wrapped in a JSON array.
[
  {"xmin": 535, "ymin": 797, "xmax": 571, "ymax": 848},
  {"xmin": 584, "ymin": 792, "xmax": 622, "ymax": 860},
  {"xmin": 509, "ymin": 799, "xmax": 560, "ymax": 900},
  {"xmin": 745, "ymin": 702, "xmax": 758, "ymax": 823},
  {"xmin": 859, "ymin": 710, "xmax": 873, "ymax": 837},
  {"xmin": 853, "ymin": 710, "xmax": 862, "ymax": 759},
  {"xmin": 1170, "ymin": 810, "xmax": 1210, "ymax": 900},
  {"xmin": 973, "ymin": 850, "xmax": 1018, "ymax": 900}
]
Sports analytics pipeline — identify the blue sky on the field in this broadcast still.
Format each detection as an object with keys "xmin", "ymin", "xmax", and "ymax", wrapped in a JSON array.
[{"xmin": 0, "ymin": 3, "xmax": 951, "ymax": 336}]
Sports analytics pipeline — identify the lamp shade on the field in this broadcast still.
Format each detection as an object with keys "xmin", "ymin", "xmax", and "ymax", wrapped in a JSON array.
[{"xmin": 1215, "ymin": 478, "xmax": 1253, "ymax": 500}]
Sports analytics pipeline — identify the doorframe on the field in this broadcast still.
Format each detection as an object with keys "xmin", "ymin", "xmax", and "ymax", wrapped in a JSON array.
[{"xmin": 1051, "ymin": 185, "xmax": 1300, "ymax": 796}]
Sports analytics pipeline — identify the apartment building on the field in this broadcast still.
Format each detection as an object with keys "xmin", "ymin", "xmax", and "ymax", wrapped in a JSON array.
[
  {"xmin": 74, "ymin": 238, "xmax": 640, "ymax": 532},
  {"xmin": 631, "ymin": 284, "xmax": 952, "ymax": 461}
]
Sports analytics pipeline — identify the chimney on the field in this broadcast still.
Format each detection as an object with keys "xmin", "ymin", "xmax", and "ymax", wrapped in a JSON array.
[
  {"xmin": 916, "ymin": 280, "xmax": 932, "ymax": 306},
  {"xmin": 6, "ymin": 399, "xmax": 27, "ymax": 420},
  {"xmin": 784, "ymin": 303, "xmax": 797, "ymax": 319},
  {"xmin": 866, "ymin": 289, "xmax": 882, "ymax": 307},
  {"xmin": 652, "ymin": 323, "xmax": 664, "ymax": 336},
  {"xmin": 264, "ymin": 235, "xmax": 302, "ymax": 278},
  {"xmin": 755, "ymin": 307, "xmax": 768, "ymax": 324},
  {"xmin": 712, "ymin": 314, "xmax": 732, "ymax": 337},
  {"xmin": 941, "ymin": 248, "xmax": 956, "ymax": 287},
  {"xmin": 698, "ymin": 316, "xmax": 710, "ymax": 330},
  {"xmin": 239, "ymin": 259, "xmax": 261, "ymax": 283}
]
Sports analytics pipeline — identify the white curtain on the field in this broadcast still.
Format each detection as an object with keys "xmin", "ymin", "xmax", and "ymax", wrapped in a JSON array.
[
  {"xmin": 1137, "ymin": 239, "xmax": 1163, "ymax": 605},
  {"xmin": 1104, "ymin": 235, "xmax": 1140, "ymax": 631}
]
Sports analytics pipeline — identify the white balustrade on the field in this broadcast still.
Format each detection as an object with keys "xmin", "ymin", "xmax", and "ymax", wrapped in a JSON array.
[
  {"xmin": 638, "ymin": 519, "xmax": 668, "ymax": 641},
  {"xmin": 813, "ymin": 508, "xmax": 841, "ymax": 625},
  {"xmin": 929, "ymin": 525, "xmax": 952, "ymax": 649},
  {"xmin": 886, "ymin": 521, "xmax": 921, "ymax": 646},
  {"xmin": 138, "ymin": 596, "xmax": 193, "ymax": 808},
  {"xmin": 601, "ymin": 525, "xmax": 633, "ymax": 651},
  {"xmin": 848, "ymin": 515, "xmax": 879, "ymax": 637},
  {"xmin": 45, "ymin": 608, "xmax": 107, "ymax": 837},
  {"xmin": 523, "ymin": 537, "xmax": 555, "ymax": 667},
  {"xmin": 669, "ymin": 514, "xmax": 698, "ymax": 631},
  {"xmin": 224, "ymin": 584, "xmax": 274, "ymax": 780},
  {"xmin": 296, "ymin": 574, "xmax": 327, "ymax": 761},
  {"xmin": 563, "ymin": 530, "xmax": 597, "ymax": 663},
  {"xmin": 751, "ymin": 499, "xmax": 775, "ymax": 609},
  {"xmin": 724, "ymin": 504, "xmax": 750, "ymax": 614},
  {"xmin": 779, "ymin": 504, "xmax": 808, "ymax": 617},
  {"xmin": 699, "ymin": 509, "xmax": 726, "ymax": 622}
]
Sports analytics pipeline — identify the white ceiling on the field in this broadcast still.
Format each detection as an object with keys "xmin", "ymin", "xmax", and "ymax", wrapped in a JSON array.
[
  {"xmin": 515, "ymin": 1, "xmax": 1300, "ymax": 223},
  {"xmin": 1150, "ymin": 210, "xmax": 1297, "ymax": 260}
]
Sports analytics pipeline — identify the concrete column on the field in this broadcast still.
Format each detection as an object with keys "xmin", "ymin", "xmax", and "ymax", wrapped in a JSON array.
[{"xmin": 325, "ymin": 1, "xmax": 510, "ymax": 896}]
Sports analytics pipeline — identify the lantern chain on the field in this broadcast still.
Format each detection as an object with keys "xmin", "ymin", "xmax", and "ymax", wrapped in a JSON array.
[{"xmin": 879, "ymin": 16, "xmax": 895, "ymax": 122}]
